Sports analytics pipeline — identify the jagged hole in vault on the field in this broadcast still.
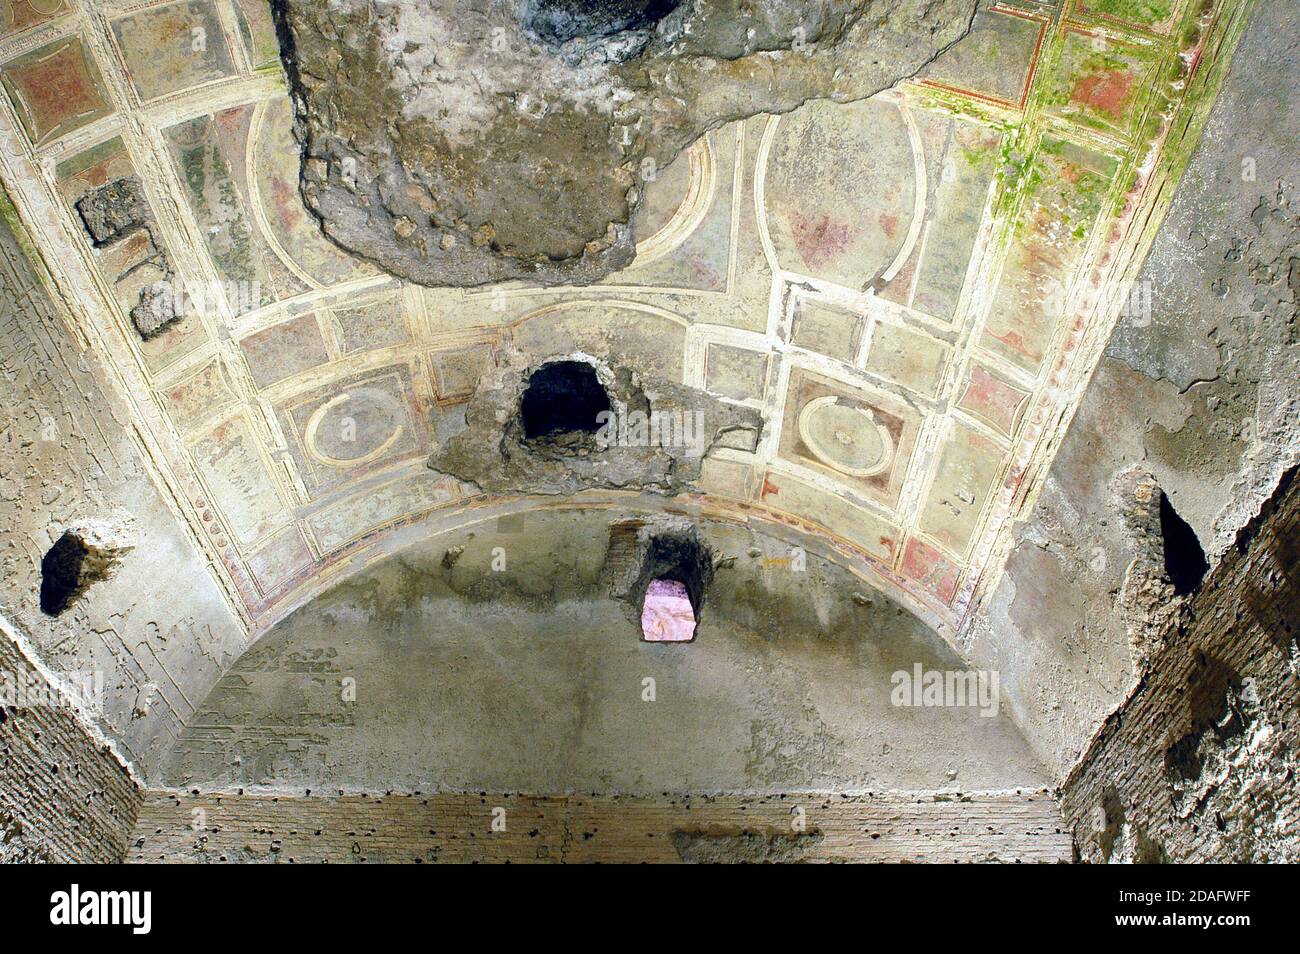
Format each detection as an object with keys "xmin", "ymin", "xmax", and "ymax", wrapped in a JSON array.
[
  {"xmin": 636, "ymin": 531, "xmax": 711, "ymax": 642},
  {"xmin": 1159, "ymin": 491, "xmax": 1209, "ymax": 595},
  {"xmin": 40, "ymin": 532, "xmax": 89, "ymax": 617},
  {"xmin": 519, "ymin": 0, "xmax": 682, "ymax": 45},
  {"xmin": 520, "ymin": 360, "xmax": 612, "ymax": 443}
]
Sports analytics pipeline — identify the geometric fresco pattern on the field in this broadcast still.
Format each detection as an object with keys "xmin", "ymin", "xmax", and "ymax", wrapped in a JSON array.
[{"xmin": 0, "ymin": 0, "xmax": 1252, "ymax": 647}]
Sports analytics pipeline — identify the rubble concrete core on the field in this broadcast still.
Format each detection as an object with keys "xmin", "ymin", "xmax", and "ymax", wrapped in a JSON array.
[
  {"xmin": 428, "ymin": 351, "xmax": 763, "ymax": 494},
  {"xmin": 273, "ymin": 0, "xmax": 978, "ymax": 286}
]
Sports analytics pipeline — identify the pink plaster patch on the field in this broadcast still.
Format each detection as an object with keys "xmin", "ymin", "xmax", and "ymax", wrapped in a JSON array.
[{"xmin": 641, "ymin": 579, "xmax": 696, "ymax": 642}]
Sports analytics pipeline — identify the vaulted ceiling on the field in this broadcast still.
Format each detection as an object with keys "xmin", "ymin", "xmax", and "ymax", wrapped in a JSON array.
[{"xmin": 0, "ymin": 0, "xmax": 1246, "ymax": 660}]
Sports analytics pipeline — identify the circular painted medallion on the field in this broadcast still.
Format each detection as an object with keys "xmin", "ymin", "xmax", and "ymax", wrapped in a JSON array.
[{"xmin": 797, "ymin": 396, "xmax": 893, "ymax": 478}]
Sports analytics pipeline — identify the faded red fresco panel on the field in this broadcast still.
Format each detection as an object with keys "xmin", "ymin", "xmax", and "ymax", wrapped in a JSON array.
[
  {"xmin": 0, "ymin": 0, "xmax": 72, "ymax": 42},
  {"xmin": 1071, "ymin": 69, "xmax": 1136, "ymax": 119},
  {"xmin": 901, "ymin": 538, "xmax": 961, "ymax": 605},
  {"xmin": 239, "ymin": 313, "xmax": 329, "ymax": 389},
  {"xmin": 958, "ymin": 364, "xmax": 1030, "ymax": 437},
  {"xmin": 2, "ymin": 36, "xmax": 110, "ymax": 145}
]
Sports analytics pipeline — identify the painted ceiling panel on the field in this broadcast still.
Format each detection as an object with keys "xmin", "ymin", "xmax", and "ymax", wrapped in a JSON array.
[{"xmin": 0, "ymin": 0, "xmax": 1248, "ymax": 645}]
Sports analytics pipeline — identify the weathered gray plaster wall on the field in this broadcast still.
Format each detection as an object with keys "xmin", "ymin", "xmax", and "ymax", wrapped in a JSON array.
[
  {"xmin": 165, "ymin": 509, "xmax": 1047, "ymax": 794},
  {"xmin": 0, "ymin": 198, "xmax": 249, "ymax": 780},
  {"xmin": 961, "ymin": 0, "xmax": 1299, "ymax": 779}
]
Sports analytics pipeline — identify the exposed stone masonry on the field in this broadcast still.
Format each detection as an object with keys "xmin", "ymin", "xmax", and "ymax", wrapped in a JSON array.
[
  {"xmin": 428, "ymin": 352, "xmax": 762, "ymax": 495},
  {"xmin": 0, "ymin": 625, "xmax": 140, "ymax": 863},
  {"xmin": 74, "ymin": 176, "xmax": 180, "ymax": 340}
]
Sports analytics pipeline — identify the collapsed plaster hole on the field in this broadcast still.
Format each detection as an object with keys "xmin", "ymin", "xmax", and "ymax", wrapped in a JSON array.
[
  {"xmin": 642, "ymin": 579, "xmax": 695, "ymax": 642},
  {"xmin": 72, "ymin": 175, "xmax": 181, "ymax": 341},
  {"xmin": 519, "ymin": 0, "xmax": 682, "ymax": 46},
  {"xmin": 1158, "ymin": 491, "xmax": 1209, "ymax": 595},
  {"xmin": 520, "ymin": 360, "xmax": 611, "ymax": 448},
  {"xmin": 633, "ymin": 530, "xmax": 712, "ymax": 643},
  {"xmin": 73, "ymin": 175, "xmax": 149, "ymax": 247},
  {"xmin": 39, "ymin": 528, "xmax": 127, "ymax": 617},
  {"xmin": 40, "ymin": 533, "xmax": 91, "ymax": 616}
]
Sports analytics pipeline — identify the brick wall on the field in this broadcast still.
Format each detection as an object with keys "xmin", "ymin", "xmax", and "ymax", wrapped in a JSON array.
[
  {"xmin": 131, "ymin": 790, "xmax": 1070, "ymax": 863},
  {"xmin": 0, "ymin": 625, "xmax": 141, "ymax": 862}
]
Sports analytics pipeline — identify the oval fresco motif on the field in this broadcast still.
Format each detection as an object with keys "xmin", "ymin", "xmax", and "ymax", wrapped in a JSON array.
[
  {"xmin": 797, "ymin": 396, "xmax": 894, "ymax": 478},
  {"xmin": 305, "ymin": 388, "xmax": 407, "ymax": 468},
  {"xmin": 763, "ymin": 97, "xmax": 918, "ymax": 289}
]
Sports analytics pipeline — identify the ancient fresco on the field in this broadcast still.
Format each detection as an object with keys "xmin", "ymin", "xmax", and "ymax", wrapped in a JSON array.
[{"xmin": 0, "ymin": 0, "xmax": 1252, "ymax": 642}]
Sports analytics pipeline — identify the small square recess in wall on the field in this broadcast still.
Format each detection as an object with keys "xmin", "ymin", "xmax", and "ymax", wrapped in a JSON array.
[{"xmin": 641, "ymin": 579, "xmax": 696, "ymax": 642}]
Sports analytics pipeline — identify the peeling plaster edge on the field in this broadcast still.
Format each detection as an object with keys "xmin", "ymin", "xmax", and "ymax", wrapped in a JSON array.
[
  {"xmin": 0, "ymin": 611, "xmax": 144, "ymax": 787},
  {"xmin": 1211, "ymin": 443, "xmax": 1300, "ymax": 563}
]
